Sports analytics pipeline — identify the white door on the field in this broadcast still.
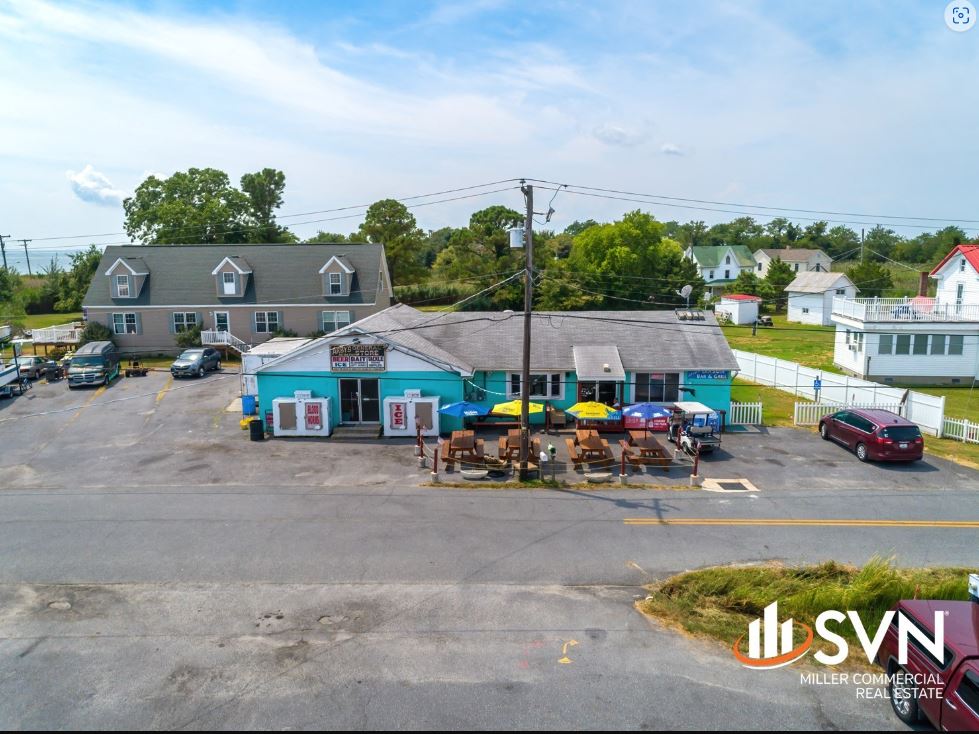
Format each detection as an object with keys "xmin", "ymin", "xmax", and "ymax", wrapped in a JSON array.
[{"xmin": 222, "ymin": 272, "xmax": 236, "ymax": 295}]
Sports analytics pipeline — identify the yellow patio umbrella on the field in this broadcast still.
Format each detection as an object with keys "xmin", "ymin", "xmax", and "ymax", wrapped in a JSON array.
[
  {"xmin": 491, "ymin": 399, "xmax": 544, "ymax": 416},
  {"xmin": 566, "ymin": 401, "xmax": 622, "ymax": 420}
]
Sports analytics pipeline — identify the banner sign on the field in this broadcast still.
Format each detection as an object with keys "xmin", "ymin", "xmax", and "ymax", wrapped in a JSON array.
[
  {"xmin": 686, "ymin": 370, "xmax": 729, "ymax": 381},
  {"xmin": 389, "ymin": 401, "xmax": 406, "ymax": 430},
  {"xmin": 304, "ymin": 401, "xmax": 322, "ymax": 430},
  {"xmin": 330, "ymin": 343, "xmax": 386, "ymax": 372}
]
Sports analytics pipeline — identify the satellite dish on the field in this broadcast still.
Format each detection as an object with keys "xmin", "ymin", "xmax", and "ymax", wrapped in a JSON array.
[{"xmin": 676, "ymin": 284, "xmax": 693, "ymax": 308}]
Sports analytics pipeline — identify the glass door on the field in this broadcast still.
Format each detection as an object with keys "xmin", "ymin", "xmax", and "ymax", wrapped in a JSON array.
[
  {"xmin": 339, "ymin": 379, "xmax": 360, "ymax": 423},
  {"xmin": 214, "ymin": 312, "xmax": 229, "ymax": 332},
  {"xmin": 360, "ymin": 379, "xmax": 380, "ymax": 422}
]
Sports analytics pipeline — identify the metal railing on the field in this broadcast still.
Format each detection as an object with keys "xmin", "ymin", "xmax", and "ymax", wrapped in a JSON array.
[
  {"xmin": 31, "ymin": 323, "xmax": 83, "ymax": 344},
  {"xmin": 831, "ymin": 296, "xmax": 979, "ymax": 322},
  {"xmin": 201, "ymin": 329, "xmax": 250, "ymax": 353}
]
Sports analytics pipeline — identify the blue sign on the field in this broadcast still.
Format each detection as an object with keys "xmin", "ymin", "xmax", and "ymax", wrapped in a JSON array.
[
  {"xmin": 687, "ymin": 370, "xmax": 729, "ymax": 380},
  {"xmin": 814, "ymin": 378, "xmax": 822, "ymax": 390}
]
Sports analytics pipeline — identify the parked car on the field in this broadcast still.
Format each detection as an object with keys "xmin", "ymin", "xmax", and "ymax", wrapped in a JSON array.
[
  {"xmin": 170, "ymin": 347, "xmax": 221, "ymax": 378},
  {"xmin": 67, "ymin": 341, "xmax": 121, "ymax": 388},
  {"xmin": 877, "ymin": 597, "xmax": 979, "ymax": 730},
  {"xmin": 818, "ymin": 408, "xmax": 923, "ymax": 462},
  {"xmin": 891, "ymin": 304, "xmax": 922, "ymax": 320},
  {"xmin": 755, "ymin": 315, "xmax": 774, "ymax": 327},
  {"xmin": 17, "ymin": 356, "xmax": 46, "ymax": 380}
]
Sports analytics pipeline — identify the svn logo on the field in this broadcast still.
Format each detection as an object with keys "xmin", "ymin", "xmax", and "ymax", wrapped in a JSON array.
[{"xmin": 733, "ymin": 602, "xmax": 944, "ymax": 669}]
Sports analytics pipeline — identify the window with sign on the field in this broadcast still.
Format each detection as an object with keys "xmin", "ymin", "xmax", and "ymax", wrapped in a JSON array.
[
  {"xmin": 508, "ymin": 372, "xmax": 562, "ymax": 399},
  {"xmin": 112, "ymin": 312, "xmax": 138, "ymax": 334}
]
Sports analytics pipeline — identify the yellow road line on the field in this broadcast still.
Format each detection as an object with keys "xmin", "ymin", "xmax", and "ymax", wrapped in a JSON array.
[
  {"xmin": 624, "ymin": 518, "xmax": 979, "ymax": 528},
  {"xmin": 65, "ymin": 386, "xmax": 105, "ymax": 426},
  {"xmin": 155, "ymin": 376, "xmax": 173, "ymax": 404}
]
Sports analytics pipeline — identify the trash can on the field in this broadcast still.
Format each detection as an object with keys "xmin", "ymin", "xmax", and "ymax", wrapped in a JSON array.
[
  {"xmin": 248, "ymin": 417, "xmax": 265, "ymax": 442},
  {"xmin": 241, "ymin": 394, "xmax": 256, "ymax": 416}
]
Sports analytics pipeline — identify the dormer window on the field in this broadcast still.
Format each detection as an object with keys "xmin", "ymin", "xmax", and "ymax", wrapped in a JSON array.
[
  {"xmin": 222, "ymin": 271, "xmax": 236, "ymax": 295},
  {"xmin": 725, "ymin": 255, "xmax": 731, "ymax": 264},
  {"xmin": 116, "ymin": 274, "xmax": 130, "ymax": 298},
  {"xmin": 329, "ymin": 272, "xmax": 343, "ymax": 296},
  {"xmin": 319, "ymin": 255, "xmax": 354, "ymax": 297}
]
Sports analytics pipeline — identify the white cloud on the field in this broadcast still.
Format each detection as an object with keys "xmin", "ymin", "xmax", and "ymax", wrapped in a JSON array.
[
  {"xmin": 65, "ymin": 165, "xmax": 125, "ymax": 206},
  {"xmin": 593, "ymin": 123, "xmax": 648, "ymax": 147},
  {"xmin": 660, "ymin": 143, "xmax": 684, "ymax": 156}
]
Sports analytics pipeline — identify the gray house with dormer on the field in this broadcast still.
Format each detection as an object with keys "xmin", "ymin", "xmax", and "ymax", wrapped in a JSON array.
[{"xmin": 82, "ymin": 244, "xmax": 394, "ymax": 352}]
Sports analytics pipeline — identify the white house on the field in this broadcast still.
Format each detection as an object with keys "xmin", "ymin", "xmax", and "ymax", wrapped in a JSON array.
[
  {"xmin": 786, "ymin": 272, "xmax": 858, "ymax": 327},
  {"xmin": 754, "ymin": 248, "xmax": 832, "ymax": 277},
  {"xmin": 715, "ymin": 294, "xmax": 761, "ymax": 325},
  {"xmin": 684, "ymin": 245, "xmax": 756, "ymax": 298},
  {"xmin": 829, "ymin": 244, "xmax": 979, "ymax": 385}
]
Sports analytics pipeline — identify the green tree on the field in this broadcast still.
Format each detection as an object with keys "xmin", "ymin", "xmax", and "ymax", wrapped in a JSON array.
[
  {"xmin": 358, "ymin": 199, "xmax": 426, "ymax": 284},
  {"xmin": 239, "ymin": 168, "xmax": 294, "ymax": 242},
  {"xmin": 727, "ymin": 269, "xmax": 760, "ymax": 296},
  {"xmin": 563, "ymin": 219, "xmax": 599, "ymax": 237},
  {"xmin": 78, "ymin": 320, "xmax": 115, "ymax": 347},
  {"xmin": 304, "ymin": 231, "xmax": 359, "ymax": 244},
  {"xmin": 763, "ymin": 257, "xmax": 796, "ymax": 312},
  {"xmin": 56, "ymin": 246, "xmax": 102, "ymax": 312},
  {"xmin": 174, "ymin": 324, "xmax": 203, "ymax": 349},
  {"xmin": 862, "ymin": 225, "xmax": 902, "ymax": 261},
  {"xmin": 0, "ymin": 266, "xmax": 20, "ymax": 303},
  {"xmin": 124, "ymin": 167, "xmax": 266, "ymax": 244},
  {"xmin": 846, "ymin": 260, "xmax": 893, "ymax": 297},
  {"xmin": 826, "ymin": 225, "xmax": 860, "ymax": 259},
  {"xmin": 548, "ymin": 210, "xmax": 704, "ymax": 309}
]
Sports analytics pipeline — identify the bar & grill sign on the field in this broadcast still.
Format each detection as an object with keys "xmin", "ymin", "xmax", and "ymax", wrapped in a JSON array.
[{"xmin": 330, "ymin": 343, "xmax": 386, "ymax": 372}]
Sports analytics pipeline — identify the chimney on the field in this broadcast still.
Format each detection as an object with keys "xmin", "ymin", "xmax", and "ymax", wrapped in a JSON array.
[{"xmin": 918, "ymin": 272, "xmax": 929, "ymax": 297}]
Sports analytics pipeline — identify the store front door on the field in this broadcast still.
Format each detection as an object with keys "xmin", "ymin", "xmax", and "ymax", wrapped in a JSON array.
[{"xmin": 339, "ymin": 378, "xmax": 380, "ymax": 423}]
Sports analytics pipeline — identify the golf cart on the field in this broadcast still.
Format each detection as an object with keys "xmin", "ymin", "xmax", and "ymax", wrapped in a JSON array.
[
  {"xmin": 755, "ymin": 315, "xmax": 773, "ymax": 327},
  {"xmin": 668, "ymin": 401, "xmax": 721, "ymax": 456}
]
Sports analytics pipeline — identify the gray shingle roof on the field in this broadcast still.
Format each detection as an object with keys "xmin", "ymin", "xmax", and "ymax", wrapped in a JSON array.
[
  {"xmin": 312, "ymin": 304, "xmax": 738, "ymax": 374},
  {"xmin": 84, "ymin": 244, "xmax": 387, "ymax": 307},
  {"xmin": 785, "ymin": 272, "xmax": 857, "ymax": 294},
  {"xmin": 759, "ymin": 248, "xmax": 824, "ymax": 262}
]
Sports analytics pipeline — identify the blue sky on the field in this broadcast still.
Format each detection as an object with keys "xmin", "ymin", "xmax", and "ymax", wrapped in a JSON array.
[{"xmin": 1, "ymin": 0, "xmax": 977, "ymax": 254}]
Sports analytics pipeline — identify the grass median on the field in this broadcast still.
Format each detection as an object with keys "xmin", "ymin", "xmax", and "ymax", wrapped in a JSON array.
[{"xmin": 638, "ymin": 558, "xmax": 970, "ymax": 665}]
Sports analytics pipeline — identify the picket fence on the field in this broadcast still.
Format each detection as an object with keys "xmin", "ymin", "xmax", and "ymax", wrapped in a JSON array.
[
  {"xmin": 942, "ymin": 417, "xmax": 979, "ymax": 445},
  {"xmin": 728, "ymin": 401, "xmax": 763, "ymax": 425}
]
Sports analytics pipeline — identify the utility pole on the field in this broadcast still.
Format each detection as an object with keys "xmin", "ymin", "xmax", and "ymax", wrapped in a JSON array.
[
  {"xmin": 860, "ymin": 228, "xmax": 865, "ymax": 262},
  {"xmin": 519, "ymin": 181, "xmax": 534, "ymax": 480},
  {"xmin": 19, "ymin": 240, "xmax": 32, "ymax": 277},
  {"xmin": 0, "ymin": 234, "xmax": 9, "ymax": 270}
]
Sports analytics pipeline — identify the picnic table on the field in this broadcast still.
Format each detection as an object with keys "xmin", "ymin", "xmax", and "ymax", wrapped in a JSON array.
[
  {"xmin": 441, "ymin": 430, "xmax": 485, "ymax": 469},
  {"xmin": 498, "ymin": 429, "xmax": 541, "ymax": 460},
  {"xmin": 575, "ymin": 429, "xmax": 599, "ymax": 444},
  {"xmin": 630, "ymin": 434, "xmax": 669, "ymax": 459},
  {"xmin": 578, "ymin": 434, "xmax": 612, "ymax": 463}
]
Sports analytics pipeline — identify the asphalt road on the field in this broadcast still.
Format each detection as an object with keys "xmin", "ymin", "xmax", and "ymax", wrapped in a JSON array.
[{"xmin": 0, "ymin": 373, "xmax": 976, "ymax": 729}]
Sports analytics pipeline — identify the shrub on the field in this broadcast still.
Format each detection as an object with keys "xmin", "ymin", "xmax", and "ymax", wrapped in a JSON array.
[
  {"xmin": 271, "ymin": 328, "xmax": 298, "ymax": 338},
  {"xmin": 77, "ymin": 321, "xmax": 115, "ymax": 347},
  {"xmin": 175, "ymin": 324, "xmax": 203, "ymax": 349}
]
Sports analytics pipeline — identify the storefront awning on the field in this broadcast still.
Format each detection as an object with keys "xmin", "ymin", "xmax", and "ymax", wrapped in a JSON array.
[{"xmin": 573, "ymin": 345, "xmax": 625, "ymax": 381}]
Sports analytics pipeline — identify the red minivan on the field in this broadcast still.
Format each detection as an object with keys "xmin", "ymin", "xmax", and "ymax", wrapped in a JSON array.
[{"xmin": 818, "ymin": 408, "xmax": 924, "ymax": 462}]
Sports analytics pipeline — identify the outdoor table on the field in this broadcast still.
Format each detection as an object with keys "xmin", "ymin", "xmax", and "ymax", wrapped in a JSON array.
[
  {"xmin": 628, "ymin": 429, "xmax": 653, "ymax": 444},
  {"xmin": 578, "ymin": 435, "xmax": 608, "ymax": 461},
  {"xmin": 500, "ymin": 432, "xmax": 539, "ymax": 460},
  {"xmin": 633, "ymin": 436, "xmax": 667, "ymax": 458},
  {"xmin": 575, "ymin": 429, "xmax": 598, "ymax": 444}
]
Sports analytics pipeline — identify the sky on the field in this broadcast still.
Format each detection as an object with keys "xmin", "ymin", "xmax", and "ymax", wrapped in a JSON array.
[{"xmin": 1, "ymin": 0, "xmax": 978, "ymax": 260}]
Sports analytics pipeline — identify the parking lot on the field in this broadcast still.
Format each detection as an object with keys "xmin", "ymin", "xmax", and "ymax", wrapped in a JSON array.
[{"xmin": 1, "ymin": 370, "xmax": 976, "ymax": 493}]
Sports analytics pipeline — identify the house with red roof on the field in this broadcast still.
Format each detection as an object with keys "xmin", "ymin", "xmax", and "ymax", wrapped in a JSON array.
[
  {"xmin": 715, "ymin": 293, "xmax": 761, "ymax": 325},
  {"xmin": 829, "ymin": 244, "xmax": 979, "ymax": 384}
]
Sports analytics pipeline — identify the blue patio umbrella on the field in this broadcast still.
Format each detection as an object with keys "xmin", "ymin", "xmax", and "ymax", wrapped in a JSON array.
[
  {"xmin": 622, "ymin": 402, "xmax": 673, "ymax": 436},
  {"xmin": 438, "ymin": 401, "xmax": 490, "ymax": 419}
]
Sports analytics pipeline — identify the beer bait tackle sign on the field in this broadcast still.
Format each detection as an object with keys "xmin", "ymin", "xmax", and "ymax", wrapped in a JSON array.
[{"xmin": 330, "ymin": 343, "xmax": 386, "ymax": 372}]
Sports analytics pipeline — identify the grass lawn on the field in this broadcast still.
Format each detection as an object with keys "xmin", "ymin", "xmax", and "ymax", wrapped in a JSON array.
[
  {"xmin": 638, "ymin": 559, "xmax": 970, "ymax": 668},
  {"xmin": 721, "ymin": 315, "xmax": 838, "ymax": 373},
  {"xmin": 731, "ymin": 378, "xmax": 805, "ymax": 427},
  {"xmin": 22, "ymin": 312, "xmax": 82, "ymax": 330}
]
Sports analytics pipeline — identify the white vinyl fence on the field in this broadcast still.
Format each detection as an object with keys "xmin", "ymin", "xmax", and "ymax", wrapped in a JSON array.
[
  {"xmin": 728, "ymin": 401, "xmax": 763, "ymax": 425},
  {"xmin": 942, "ymin": 417, "xmax": 979, "ymax": 445},
  {"xmin": 793, "ymin": 402, "xmax": 902, "ymax": 427},
  {"xmin": 734, "ymin": 350, "xmax": 946, "ymax": 436}
]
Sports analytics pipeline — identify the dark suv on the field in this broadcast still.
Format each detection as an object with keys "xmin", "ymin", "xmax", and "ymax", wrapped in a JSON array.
[
  {"xmin": 818, "ymin": 409, "xmax": 923, "ymax": 462},
  {"xmin": 170, "ymin": 348, "xmax": 221, "ymax": 378}
]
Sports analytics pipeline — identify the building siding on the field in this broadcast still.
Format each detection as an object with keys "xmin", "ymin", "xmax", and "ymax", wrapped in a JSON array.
[
  {"xmin": 934, "ymin": 252, "xmax": 979, "ymax": 304},
  {"xmin": 833, "ymin": 323, "xmax": 979, "ymax": 383}
]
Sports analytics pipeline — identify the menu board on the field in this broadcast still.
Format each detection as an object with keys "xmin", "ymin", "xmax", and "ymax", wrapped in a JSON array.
[{"xmin": 330, "ymin": 344, "xmax": 386, "ymax": 372}]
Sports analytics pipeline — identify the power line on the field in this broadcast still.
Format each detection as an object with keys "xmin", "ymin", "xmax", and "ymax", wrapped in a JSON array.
[
  {"xmin": 15, "ymin": 180, "xmax": 522, "ymax": 244},
  {"xmin": 525, "ymin": 179, "xmax": 979, "ymax": 225},
  {"xmin": 531, "ymin": 185, "xmax": 979, "ymax": 233}
]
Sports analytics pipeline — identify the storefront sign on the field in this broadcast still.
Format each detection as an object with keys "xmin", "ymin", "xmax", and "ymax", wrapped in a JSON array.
[
  {"xmin": 686, "ymin": 370, "xmax": 729, "ymax": 380},
  {"xmin": 330, "ymin": 344, "xmax": 386, "ymax": 372},
  {"xmin": 389, "ymin": 401, "xmax": 406, "ymax": 430},
  {"xmin": 304, "ymin": 401, "xmax": 322, "ymax": 430}
]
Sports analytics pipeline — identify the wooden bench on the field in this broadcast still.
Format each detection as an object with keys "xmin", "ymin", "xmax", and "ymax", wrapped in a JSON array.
[
  {"xmin": 565, "ymin": 438, "xmax": 583, "ymax": 470},
  {"xmin": 619, "ymin": 440, "xmax": 671, "ymax": 472}
]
